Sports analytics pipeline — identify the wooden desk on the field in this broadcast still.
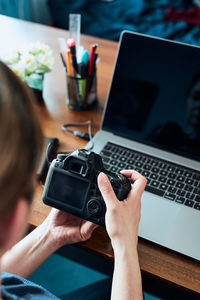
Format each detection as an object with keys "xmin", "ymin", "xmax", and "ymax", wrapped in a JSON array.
[{"xmin": 1, "ymin": 15, "xmax": 200, "ymax": 295}]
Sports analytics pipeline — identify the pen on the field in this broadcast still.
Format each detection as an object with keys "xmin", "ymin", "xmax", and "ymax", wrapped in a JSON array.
[
  {"xmin": 78, "ymin": 62, "xmax": 87, "ymax": 100},
  {"xmin": 81, "ymin": 49, "xmax": 89, "ymax": 65},
  {"xmin": 66, "ymin": 49, "xmax": 72, "ymax": 76},
  {"xmin": 84, "ymin": 43, "xmax": 98, "ymax": 104},
  {"xmin": 60, "ymin": 53, "xmax": 67, "ymax": 69},
  {"xmin": 67, "ymin": 38, "xmax": 78, "ymax": 74},
  {"xmin": 66, "ymin": 49, "xmax": 75, "ymax": 103},
  {"xmin": 92, "ymin": 53, "xmax": 98, "ymax": 73},
  {"xmin": 88, "ymin": 43, "xmax": 98, "ymax": 76}
]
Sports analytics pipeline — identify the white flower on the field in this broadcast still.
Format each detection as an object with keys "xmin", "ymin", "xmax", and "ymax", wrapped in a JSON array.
[
  {"xmin": 1, "ymin": 42, "xmax": 54, "ymax": 78},
  {"xmin": 1, "ymin": 50, "xmax": 20, "ymax": 66}
]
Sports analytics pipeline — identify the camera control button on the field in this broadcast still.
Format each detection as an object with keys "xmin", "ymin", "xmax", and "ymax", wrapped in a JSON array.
[{"xmin": 87, "ymin": 199, "xmax": 102, "ymax": 216}]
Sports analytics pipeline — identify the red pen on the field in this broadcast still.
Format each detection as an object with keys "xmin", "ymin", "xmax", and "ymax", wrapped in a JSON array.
[{"xmin": 88, "ymin": 43, "xmax": 98, "ymax": 76}]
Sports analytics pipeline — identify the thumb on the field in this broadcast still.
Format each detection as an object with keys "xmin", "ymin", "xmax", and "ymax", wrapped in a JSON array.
[{"xmin": 97, "ymin": 172, "xmax": 117, "ymax": 208}]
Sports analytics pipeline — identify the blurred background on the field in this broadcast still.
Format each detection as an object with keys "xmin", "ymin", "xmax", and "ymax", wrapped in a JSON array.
[
  {"xmin": 1, "ymin": 0, "xmax": 200, "ymax": 44},
  {"xmin": 0, "ymin": 0, "xmax": 51, "ymax": 25}
]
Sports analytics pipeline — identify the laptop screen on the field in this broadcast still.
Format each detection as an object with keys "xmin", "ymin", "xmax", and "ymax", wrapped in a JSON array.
[{"xmin": 102, "ymin": 31, "xmax": 200, "ymax": 162}]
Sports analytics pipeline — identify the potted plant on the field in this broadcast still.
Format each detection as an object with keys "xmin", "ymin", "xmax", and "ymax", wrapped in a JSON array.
[{"xmin": 2, "ymin": 42, "xmax": 54, "ymax": 102}]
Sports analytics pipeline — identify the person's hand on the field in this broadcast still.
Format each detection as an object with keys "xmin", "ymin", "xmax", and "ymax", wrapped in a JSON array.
[
  {"xmin": 44, "ymin": 208, "xmax": 98, "ymax": 249},
  {"xmin": 97, "ymin": 170, "xmax": 147, "ymax": 251}
]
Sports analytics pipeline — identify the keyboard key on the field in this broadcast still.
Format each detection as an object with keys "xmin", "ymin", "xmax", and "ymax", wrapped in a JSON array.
[
  {"xmin": 116, "ymin": 149, "xmax": 123, "ymax": 155},
  {"xmin": 193, "ymin": 173, "xmax": 200, "ymax": 181},
  {"xmin": 110, "ymin": 159, "xmax": 117, "ymax": 165},
  {"xmin": 123, "ymin": 151, "xmax": 130, "ymax": 157},
  {"xmin": 159, "ymin": 162, "xmax": 167, "ymax": 169},
  {"xmin": 143, "ymin": 164, "xmax": 151, "ymax": 170},
  {"xmin": 160, "ymin": 183, "xmax": 168, "ymax": 190},
  {"xmin": 135, "ymin": 155, "xmax": 141, "ymax": 160},
  {"xmin": 104, "ymin": 144, "xmax": 112, "ymax": 151},
  {"xmin": 186, "ymin": 193, "xmax": 195, "ymax": 200},
  {"xmin": 125, "ymin": 165, "xmax": 133, "ymax": 170},
  {"xmin": 176, "ymin": 196, "xmax": 185, "ymax": 204},
  {"xmin": 194, "ymin": 188, "xmax": 200, "ymax": 195},
  {"xmin": 168, "ymin": 186, "xmax": 177, "ymax": 194},
  {"xmin": 167, "ymin": 166, "xmax": 175, "ymax": 172},
  {"xmin": 185, "ymin": 185, "xmax": 193, "ymax": 192},
  {"xmin": 110, "ymin": 166, "xmax": 118, "ymax": 172},
  {"xmin": 167, "ymin": 179, "xmax": 175, "ymax": 185},
  {"xmin": 185, "ymin": 178, "xmax": 194, "ymax": 185},
  {"xmin": 118, "ymin": 162, "xmax": 126, "ymax": 169},
  {"xmin": 135, "ymin": 162, "xmax": 143, "ymax": 168},
  {"xmin": 176, "ymin": 168, "xmax": 184, "ymax": 175},
  {"xmin": 127, "ymin": 158, "xmax": 134, "ymax": 164},
  {"xmin": 184, "ymin": 200, "xmax": 194, "ymax": 207},
  {"xmin": 159, "ymin": 176, "xmax": 166, "ymax": 183},
  {"xmin": 194, "ymin": 203, "xmax": 200, "ymax": 210},
  {"xmin": 145, "ymin": 185, "xmax": 165, "ymax": 197},
  {"xmin": 184, "ymin": 171, "xmax": 192, "ymax": 178},
  {"xmin": 101, "ymin": 150, "xmax": 112, "ymax": 157},
  {"xmin": 142, "ymin": 170, "xmax": 150, "ymax": 177},
  {"xmin": 168, "ymin": 173, "xmax": 176, "ymax": 179},
  {"xmin": 176, "ymin": 182, "xmax": 184, "ymax": 189},
  {"xmin": 160, "ymin": 170, "xmax": 168, "ymax": 176},
  {"xmin": 112, "ymin": 154, "xmax": 119, "ymax": 159},
  {"xmin": 145, "ymin": 158, "xmax": 152, "ymax": 164},
  {"xmin": 140, "ymin": 157, "xmax": 147, "ymax": 163},
  {"xmin": 177, "ymin": 175, "xmax": 185, "ymax": 182},
  {"xmin": 195, "ymin": 195, "xmax": 200, "ymax": 202},
  {"xmin": 150, "ymin": 173, "xmax": 158, "ymax": 180},
  {"xmin": 150, "ymin": 180, "xmax": 159, "ymax": 188},
  {"xmin": 164, "ymin": 192, "xmax": 175, "ymax": 201},
  {"xmin": 151, "ymin": 161, "xmax": 158, "ymax": 167},
  {"xmin": 152, "ymin": 167, "xmax": 159, "ymax": 173},
  {"xmin": 135, "ymin": 167, "xmax": 142, "ymax": 173},
  {"xmin": 177, "ymin": 189, "xmax": 186, "ymax": 197},
  {"xmin": 120, "ymin": 156, "xmax": 126, "ymax": 162}
]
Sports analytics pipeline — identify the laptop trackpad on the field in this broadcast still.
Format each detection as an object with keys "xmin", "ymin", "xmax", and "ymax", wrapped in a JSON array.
[{"xmin": 139, "ymin": 191, "xmax": 181, "ymax": 244}]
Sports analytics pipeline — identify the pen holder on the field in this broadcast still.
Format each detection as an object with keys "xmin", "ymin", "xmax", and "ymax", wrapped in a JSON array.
[{"xmin": 66, "ymin": 71, "xmax": 97, "ymax": 111}]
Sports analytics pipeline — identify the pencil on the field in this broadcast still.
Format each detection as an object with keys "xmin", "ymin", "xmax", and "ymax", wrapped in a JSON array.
[{"xmin": 66, "ymin": 49, "xmax": 75, "ymax": 104}]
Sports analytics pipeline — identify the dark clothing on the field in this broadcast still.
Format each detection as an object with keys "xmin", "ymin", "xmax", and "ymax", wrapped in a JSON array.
[
  {"xmin": 1, "ymin": 272, "xmax": 112, "ymax": 300},
  {"xmin": 1, "ymin": 272, "xmax": 59, "ymax": 299}
]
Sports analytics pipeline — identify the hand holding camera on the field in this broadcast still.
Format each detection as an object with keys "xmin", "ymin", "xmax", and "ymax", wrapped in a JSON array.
[
  {"xmin": 98, "ymin": 170, "xmax": 147, "ymax": 250},
  {"xmin": 43, "ymin": 149, "xmax": 131, "ymax": 226}
]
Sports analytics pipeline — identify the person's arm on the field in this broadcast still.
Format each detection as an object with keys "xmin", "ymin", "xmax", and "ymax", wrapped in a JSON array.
[
  {"xmin": 1, "ymin": 209, "xmax": 97, "ymax": 278},
  {"xmin": 98, "ymin": 170, "xmax": 146, "ymax": 300}
]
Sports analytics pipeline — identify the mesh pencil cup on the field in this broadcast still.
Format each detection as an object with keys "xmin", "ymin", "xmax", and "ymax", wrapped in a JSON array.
[{"xmin": 66, "ymin": 71, "xmax": 97, "ymax": 111}]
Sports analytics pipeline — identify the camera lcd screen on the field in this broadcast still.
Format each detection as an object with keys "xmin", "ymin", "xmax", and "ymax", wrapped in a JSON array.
[{"xmin": 47, "ymin": 171, "xmax": 89, "ymax": 209}]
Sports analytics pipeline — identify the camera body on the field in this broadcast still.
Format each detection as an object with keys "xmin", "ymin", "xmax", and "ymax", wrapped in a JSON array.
[{"xmin": 43, "ymin": 149, "xmax": 131, "ymax": 226}]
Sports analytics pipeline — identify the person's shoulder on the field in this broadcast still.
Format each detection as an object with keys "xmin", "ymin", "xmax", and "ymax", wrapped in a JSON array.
[{"xmin": 1, "ymin": 272, "xmax": 59, "ymax": 300}]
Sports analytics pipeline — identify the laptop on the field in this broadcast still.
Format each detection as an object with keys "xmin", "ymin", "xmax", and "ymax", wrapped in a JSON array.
[{"xmin": 86, "ymin": 31, "xmax": 200, "ymax": 261}]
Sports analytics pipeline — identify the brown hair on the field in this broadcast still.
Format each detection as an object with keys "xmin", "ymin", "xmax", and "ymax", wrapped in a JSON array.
[{"xmin": 0, "ymin": 61, "xmax": 43, "ymax": 219}]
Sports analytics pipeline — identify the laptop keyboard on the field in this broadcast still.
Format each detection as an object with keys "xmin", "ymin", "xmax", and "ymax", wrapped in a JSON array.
[{"xmin": 100, "ymin": 142, "xmax": 200, "ymax": 211}]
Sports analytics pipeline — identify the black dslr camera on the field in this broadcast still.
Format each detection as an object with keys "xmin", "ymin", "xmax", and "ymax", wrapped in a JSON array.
[{"xmin": 43, "ymin": 149, "xmax": 131, "ymax": 226}]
